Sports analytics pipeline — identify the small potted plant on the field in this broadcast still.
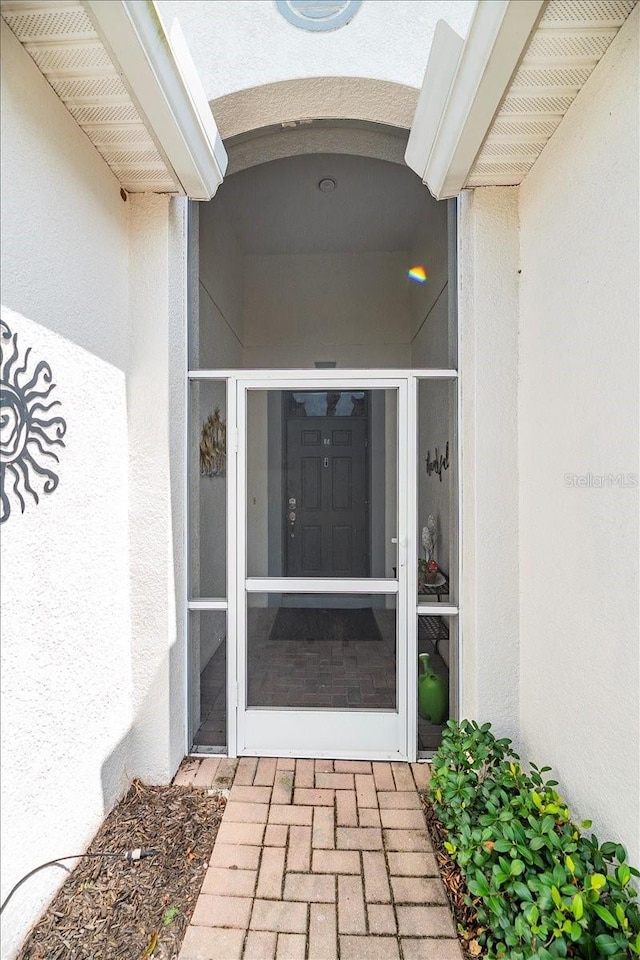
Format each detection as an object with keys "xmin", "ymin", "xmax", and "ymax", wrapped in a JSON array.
[
  {"xmin": 418, "ymin": 558, "xmax": 440, "ymax": 592},
  {"xmin": 425, "ymin": 558, "xmax": 439, "ymax": 584}
]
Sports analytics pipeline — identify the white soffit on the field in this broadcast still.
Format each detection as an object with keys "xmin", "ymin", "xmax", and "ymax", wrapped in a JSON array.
[
  {"xmin": 405, "ymin": 0, "xmax": 546, "ymax": 200},
  {"xmin": 0, "ymin": 0, "xmax": 227, "ymax": 197},
  {"xmin": 467, "ymin": 0, "xmax": 638, "ymax": 187}
]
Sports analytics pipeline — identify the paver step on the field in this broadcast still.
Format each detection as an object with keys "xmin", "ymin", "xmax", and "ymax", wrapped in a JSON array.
[{"xmin": 175, "ymin": 758, "xmax": 461, "ymax": 960}]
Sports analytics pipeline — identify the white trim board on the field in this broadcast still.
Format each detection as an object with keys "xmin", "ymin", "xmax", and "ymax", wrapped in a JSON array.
[
  {"xmin": 405, "ymin": 0, "xmax": 545, "ymax": 199},
  {"xmin": 86, "ymin": 0, "xmax": 227, "ymax": 198}
]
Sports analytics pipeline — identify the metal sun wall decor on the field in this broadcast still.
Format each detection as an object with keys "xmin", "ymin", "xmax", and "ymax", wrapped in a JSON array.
[
  {"xmin": 199, "ymin": 407, "xmax": 226, "ymax": 478},
  {"xmin": 0, "ymin": 318, "xmax": 67, "ymax": 523},
  {"xmin": 425, "ymin": 441, "xmax": 450, "ymax": 482}
]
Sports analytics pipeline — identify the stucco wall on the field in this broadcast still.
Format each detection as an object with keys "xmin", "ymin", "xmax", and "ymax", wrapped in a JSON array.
[
  {"xmin": 409, "ymin": 201, "xmax": 449, "ymax": 362},
  {"xmin": 126, "ymin": 193, "xmax": 186, "ymax": 785},
  {"xmin": 458, "ymin": 188, "xmax": 521, "ymax": 740},
  {"xmin": 0, "ymin": 22, "xmax": 131, "ymax": 959},
  {"xmin": 242, "ymin": 252, "xmax": 411, "ymax": 368},
  {"xmin": 0, "ymin": 23, "xmax": 185, "ymax": 957},
  {"xmin": 156, "ymin": 1, "xmax": 475, "ymax": 103},
  {"xmin": 198, "ymin": 202, "xmax": 244, "ymax": 369},
  {"xmin": 518, "ymin": 7, "xmax": 639, "ymax": 863}
]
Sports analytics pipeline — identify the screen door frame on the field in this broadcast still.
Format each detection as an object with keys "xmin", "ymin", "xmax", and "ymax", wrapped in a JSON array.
[{"xmin": 236, "ymin": 373, "xmax": 408, "ymax": 759}]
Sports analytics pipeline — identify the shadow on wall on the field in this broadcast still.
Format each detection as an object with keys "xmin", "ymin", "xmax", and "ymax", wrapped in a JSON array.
[
  {"xmin": 0, "ymin": 308, "xmax": 133, "ymax": 959},
  {"xmin": 100, "ymin": 640, "xmax": 185, "ymax": 812},
  {"xmin": 0, "ymin": 310, "xmax": 135, "ymax": 815},
  {"xmin": 0, "ymin": 308, "xmax": 186, "ymax": 959}
]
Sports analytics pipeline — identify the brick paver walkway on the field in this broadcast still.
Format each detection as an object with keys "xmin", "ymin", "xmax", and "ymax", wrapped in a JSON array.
[{"xmin": 175, "ymin": 757, "xmax": 462, "ymax": 960}]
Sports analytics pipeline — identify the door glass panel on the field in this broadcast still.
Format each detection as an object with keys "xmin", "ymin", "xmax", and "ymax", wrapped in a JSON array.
[
  {"xmin": 417, "ymin": 614, "xmax": 455, "ymax": 754},
  {"xmin": 246, "ymin": 389, "xmax": 398, "ymax": 578},
  {"xmin": 287, "ymin": 391, "xmax": 368, "ymax": 418},
  {"xmin": 417, "ymin": 379, "xmax": 457, "ymax": 604},
  {"xmin": 190, "ymin": 380, "xmax": 227, "ymax": 599},
  {"xmin": 190, "ymin": 611, "xmax": 227, "ymax": 751},
  {"xmin": 247, "ymin": 594, "xmax": 397, "ymax": 710}
]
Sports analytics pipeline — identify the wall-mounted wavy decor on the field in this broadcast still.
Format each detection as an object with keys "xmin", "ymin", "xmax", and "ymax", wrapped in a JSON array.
[{"xmin": 0, "ymin": 319, "xmax": 67, "ymax": 523}]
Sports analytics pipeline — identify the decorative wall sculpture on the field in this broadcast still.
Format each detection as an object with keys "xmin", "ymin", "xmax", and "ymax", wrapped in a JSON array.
[
  {"xmin": 0, "ymin": 319, "xmax": 67, "ymax": 523},
  {"xmin": 200, "ymin": 408, "xmax": 226, "ymax": 478},
  {"xmin": 421, "ymin": 514, "xmax": 438, "ymax": 561}
]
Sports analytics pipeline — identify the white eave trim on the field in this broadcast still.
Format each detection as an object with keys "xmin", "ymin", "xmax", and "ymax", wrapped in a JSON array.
[
  {"xmin": 85, "ymin": 0, "xmax": 227, "ymax": 200},
  {"xmin": 405, "ymin": 0, "xmax": 545, "ymax": 200}
]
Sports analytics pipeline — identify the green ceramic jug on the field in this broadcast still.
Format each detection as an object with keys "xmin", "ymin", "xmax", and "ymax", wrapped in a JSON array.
[{"xmin": 418, "ymin": 654, "xmax": 448, "ymax": 724}]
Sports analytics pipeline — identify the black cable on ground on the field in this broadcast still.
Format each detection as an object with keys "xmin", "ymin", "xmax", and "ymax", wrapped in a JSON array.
[{"xmin": 0, "ymin": 849, "xmax": 158, "ymax": 915}]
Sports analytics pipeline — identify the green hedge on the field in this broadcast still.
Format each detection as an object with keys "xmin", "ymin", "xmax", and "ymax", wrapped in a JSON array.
[{"xmin": 430, "ymin": 720, "xmax": 640, "ymax": 960}]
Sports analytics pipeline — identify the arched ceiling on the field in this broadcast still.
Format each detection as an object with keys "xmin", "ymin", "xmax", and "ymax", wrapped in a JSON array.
[
  {"xmin": 224, "ymin": 122, "xmax": 409, "ymax": 175},
  {"xmin": 210, "ymin": 152, "xmax": 437, "ymax": 255}
]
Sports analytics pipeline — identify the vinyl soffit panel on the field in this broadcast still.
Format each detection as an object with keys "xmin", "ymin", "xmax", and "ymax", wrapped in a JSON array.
[
  {"xmin": 81, "ymin": 124, "xmax": 156, "ymax": 145},
  {"xmin": 0, "ymin": 0, "xmax": 181, "ymax": 193},
  {"xmin": 466, "ymin": 0, "xmax": 638, "ymax": 187}
]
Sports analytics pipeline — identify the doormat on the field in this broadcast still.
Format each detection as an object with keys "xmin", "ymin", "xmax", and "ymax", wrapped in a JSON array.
[{"xmin": 268, "ymin": 607, "xmax": 383, "ymax": 643}]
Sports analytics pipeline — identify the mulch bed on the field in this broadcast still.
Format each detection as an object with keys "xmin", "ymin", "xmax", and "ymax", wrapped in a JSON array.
[
  {"xmin": 421, "ymin": 793, "xmax": 486, "ymax": 959},
  {"xmin": 17, "ymin": 780, "xmax": 225, "ymax": 960}
]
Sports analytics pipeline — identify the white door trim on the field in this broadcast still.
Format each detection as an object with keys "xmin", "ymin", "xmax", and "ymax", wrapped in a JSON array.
[{"xmin": 188, "ymin": 369, "xmax": 458, "ymax": 381}]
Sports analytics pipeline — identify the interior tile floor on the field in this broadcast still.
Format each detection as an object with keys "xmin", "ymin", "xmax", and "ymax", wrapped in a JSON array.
[{"xmin": 192, "ymin": 612, "xmax": 449, "ymax": 754}]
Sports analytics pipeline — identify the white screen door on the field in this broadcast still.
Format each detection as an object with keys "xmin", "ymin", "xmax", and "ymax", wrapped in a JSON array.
[{"xmin": 236, "ymin": 374, "xmax": 409, "ymax": 759}]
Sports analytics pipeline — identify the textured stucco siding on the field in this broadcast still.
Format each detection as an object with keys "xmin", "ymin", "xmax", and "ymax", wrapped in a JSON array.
[
  {"xmin": 0, "ymin": 22, "xmax": 186, "ymax": 959},
  {"xmin": 458, "ymin": 188, "xmax": 521, "ymax": 741},
  {"xmin": 0, "ymin": 21, "xmax": 131, "ymax": 960},
  {"xmin": 2, "ymin": 3, "xmax": 638, "ymax": 959},
  {"xmin": 518, "ymin": 6, "xmax": 639, "ymax": 864},
  {"xmin": 156, "ymin": 1, "xmax": 475, "ymax": 103},
  {"xmin": 126, "ymin": 193, "xmax": 186, "ymax": 785}
]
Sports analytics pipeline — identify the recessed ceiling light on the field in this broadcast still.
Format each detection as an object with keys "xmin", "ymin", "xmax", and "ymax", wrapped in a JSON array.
[{"xmin": 318, "ymin": 178, "xmax": 336, "ymax": 193}]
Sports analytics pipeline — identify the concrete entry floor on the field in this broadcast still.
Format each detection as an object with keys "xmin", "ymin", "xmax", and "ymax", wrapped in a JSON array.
[{"xmin": 175, "ymin": 757, "xmax": 462, "ymax": 959}]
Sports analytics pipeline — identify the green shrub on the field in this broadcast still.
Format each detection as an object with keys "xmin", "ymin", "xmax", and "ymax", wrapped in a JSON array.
[{"xmin": 430, "ymin": 719, "xmax": 640, "ymax": 959}]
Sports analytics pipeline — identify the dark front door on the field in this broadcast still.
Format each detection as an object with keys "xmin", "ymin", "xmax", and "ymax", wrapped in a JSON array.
[{"xmin": 285, "ymin": 392, "xmax": 369, "ymax": 577}]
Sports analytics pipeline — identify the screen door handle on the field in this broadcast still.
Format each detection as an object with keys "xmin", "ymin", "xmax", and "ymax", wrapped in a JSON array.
[{"xmin": 391, "ymin": 537, "xmax": 406, "ymax": 568}]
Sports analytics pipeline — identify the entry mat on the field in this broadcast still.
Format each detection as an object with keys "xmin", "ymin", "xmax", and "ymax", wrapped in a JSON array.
[{"xmin": 268, "ymin": 606, "xmax": 383, "ymax": 644}]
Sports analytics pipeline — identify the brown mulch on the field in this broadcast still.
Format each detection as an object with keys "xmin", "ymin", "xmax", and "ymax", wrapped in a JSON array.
[
  {"xmin": 17, "ymin": 780, "xmax": 226, "ymax": 960},
  {"xmin": 421, "ymin": 793, "xmax": 486, "ymax": 959}
]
